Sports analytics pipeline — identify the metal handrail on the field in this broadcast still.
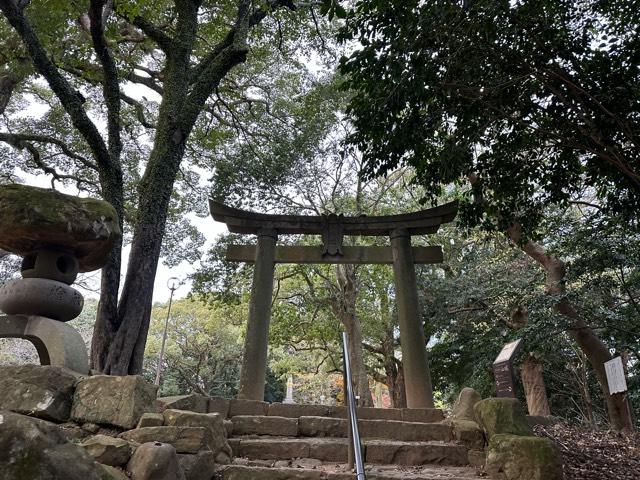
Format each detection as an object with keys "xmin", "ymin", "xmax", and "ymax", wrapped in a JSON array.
[{"xmin": 342, "ymin": 331, "xmax": 366, "ymax": 479}]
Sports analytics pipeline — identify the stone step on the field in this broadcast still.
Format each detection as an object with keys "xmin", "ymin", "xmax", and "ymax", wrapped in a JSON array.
[
  {"xmin": 230, "ymin": 415, "xmax": 455, "ymax": 443},
  {"xmin": 215, "ymin": 464, "xmax": 480, "ymax": 480},
  {"xmin": 266, "ymin": 402, "xmax": 444, "ymax": 423},
  {"xmin": 159, "ymin": 396, "xmax": 445, "ymax": 424},
  {"xmin": 228, "ymin": 437, "xmax": 470, "ymax": 466}
]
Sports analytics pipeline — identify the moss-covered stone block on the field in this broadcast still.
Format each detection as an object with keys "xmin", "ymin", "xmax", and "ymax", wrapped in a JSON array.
[
  {"xmin": 474, "ymin": 398, "xmax": 533, "ymax": 439},
  {"xmin": 486, "ymin": 434, "xmax": 563, "ymax": 480},
  {"xmin": 71, "ymin": 375, "xmax": 157, "ymax": 429},
  {"xmin": 0, "ymin": 184, "xmax": 120, "ymax": 272},
  {"xmin": 0, "ymin": 411, "xmax": 105, "ymax": 480}
]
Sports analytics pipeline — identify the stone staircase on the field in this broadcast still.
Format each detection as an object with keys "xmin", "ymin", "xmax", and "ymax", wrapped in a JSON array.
[{"xmin": 205, "ymin": 401, "xmax": 485, "ymax": 480}]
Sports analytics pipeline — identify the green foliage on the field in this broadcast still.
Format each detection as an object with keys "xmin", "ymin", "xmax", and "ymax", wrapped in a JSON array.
[
  {"xmin": 144, "ymin": 297, "xmax": 247, "ymax": 397},
  {"xmin": 339, "ymin": 0, "xmax": 640, "ymax": 233}
]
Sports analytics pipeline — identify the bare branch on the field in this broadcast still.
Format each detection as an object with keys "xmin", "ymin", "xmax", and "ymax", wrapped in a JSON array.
[
  {"xmin": 0, "ymin": 131, "xmax": 98, "ymax": 170},
  {"xmin": 0, "ymin": 0, "xmax": 112, "ymax": 170}
]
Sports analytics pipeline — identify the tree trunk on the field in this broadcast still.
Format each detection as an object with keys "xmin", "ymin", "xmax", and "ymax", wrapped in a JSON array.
[
  {"xmin": 387, "ymin": 361, "xmax": 406, "ymax": 408},
  {"xmin": 521, "ymin": 352, "xmax": 551, "ymax": 416},
  {"xmin": 91, "ymin": 169, "xmax": 124, "ymax": 372},
  {"xmin": 103, "ymin": 141, "xmax": 185, "ymax": 374},
  {"xmin": 334, "ymin": 264, "xmax": 374, "ymax": 407},
  {"xmin": 508, "ymin": 225, "xmax": 634, "ymax": 433}
]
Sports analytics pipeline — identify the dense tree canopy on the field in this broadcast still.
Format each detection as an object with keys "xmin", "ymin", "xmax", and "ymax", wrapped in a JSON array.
[
  {"xmin": 340, "ymin": 0, "xmax": 640, "ymax": 233},
  {"xmin": 0, "ymin": 0, "xmax": 337, "ymax": 374}
]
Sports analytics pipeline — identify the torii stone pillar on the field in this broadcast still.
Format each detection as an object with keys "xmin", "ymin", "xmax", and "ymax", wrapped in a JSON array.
[
  {"xmin": 210, "ymin": 199, "xmax": 457, "ymax": 403},
  {"xmin": 237, "ymin": 228, "xmax": 277, "ymax": 400},
  {"xmin": 390, "ymin": 228, "xmax": 435, "ymax": 408}
]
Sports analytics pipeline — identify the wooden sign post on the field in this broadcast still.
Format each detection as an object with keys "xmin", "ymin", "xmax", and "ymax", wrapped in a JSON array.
[{"xmin": 492, "ymin": 339, "xmax": 523, "ymax": 398}]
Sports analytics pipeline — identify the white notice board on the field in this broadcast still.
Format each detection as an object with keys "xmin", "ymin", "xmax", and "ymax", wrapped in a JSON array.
[
  {"xmin": 493, "ymin": 339, "xmax": 523, "ymax": 365},
  {"xmin": 604, "ymin": 357, "xmax": 628, "ymax": 394}
]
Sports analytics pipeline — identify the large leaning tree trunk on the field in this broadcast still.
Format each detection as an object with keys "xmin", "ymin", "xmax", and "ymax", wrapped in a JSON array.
[
  {"xmin": 520, "ymin": 352, "xmax": 551, "ymax": 417},
  {"xmin": 332, "ymin": 264, "xmax": 374, "ymax": 407},
  {"xmin": 508, "ymin": 225, "xmax": 634, "ymax": 432},
  {"xmin": 506, "ymin": 307, "xmax": 552, "ymax": 416},
  {"xmin": 0, "ymin": 0, "xmax": 298, "ymax": 375}
]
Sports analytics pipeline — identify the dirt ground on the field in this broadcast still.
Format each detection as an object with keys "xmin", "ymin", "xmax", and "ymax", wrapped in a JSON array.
[{"xmin": 534, "ymin": 423, "xmax": 640, "ymax": 480}]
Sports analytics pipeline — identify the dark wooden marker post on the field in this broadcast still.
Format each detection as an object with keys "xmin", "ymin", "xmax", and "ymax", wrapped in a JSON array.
[{"xmin": 492, "ymin": 339, "xmax": 523, "ymax": 398}]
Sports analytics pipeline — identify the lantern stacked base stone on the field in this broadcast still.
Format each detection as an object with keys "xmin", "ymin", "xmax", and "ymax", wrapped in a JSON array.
[{"xmin": 0, "ymin": 184, "xmax": 121, "ymax": 374}]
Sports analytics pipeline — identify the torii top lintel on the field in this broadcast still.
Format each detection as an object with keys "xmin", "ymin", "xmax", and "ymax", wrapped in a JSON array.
[{"xmin": 209, "ymin": 200, "xmax": 458, "ymax": 237}]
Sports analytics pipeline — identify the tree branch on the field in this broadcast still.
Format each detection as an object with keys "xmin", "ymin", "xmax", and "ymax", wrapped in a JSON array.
[
  {"xmin": 14, "ymin": 140, "xmax": 100, "ymax": 190},
  {"xmin": 120, "ymin": 93, "xmax": 156, "ymax": 129},
  {"xmin": 129, "ymin": 15, "xmax": 173, "ymax": 52},
  {"xmin": 0, "ymin": 131, "xmax": 98, "ymax": 170},
  {"xmin": 88, "ymin": 0, "xmax": 122, "ymax": 162},
  {"xmin": 0, "ymin": 0, "xmax": 112, "ymax": 171}
]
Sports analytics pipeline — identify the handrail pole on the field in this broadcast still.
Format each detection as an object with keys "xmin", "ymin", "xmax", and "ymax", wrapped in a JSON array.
[{"xmin": 342, "ymin": 331, "xmax": 366, "ymax": 479}]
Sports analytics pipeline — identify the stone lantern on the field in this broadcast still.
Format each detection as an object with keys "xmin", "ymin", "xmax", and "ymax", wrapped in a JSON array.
[{"xmin": 0, "ymin": 184, "xmax": 121, "ymax": 374}]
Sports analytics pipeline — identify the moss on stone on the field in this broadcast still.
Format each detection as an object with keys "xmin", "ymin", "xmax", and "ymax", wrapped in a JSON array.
[
  {"xmin": 486, "ymin": 434, "xmax": 563, "ymax": 480},
  {"xmin": 474, "ymin": 398, "xmax": 533, "ymax": 439},
  {"xmin": 0, "ymin": 184, "xmax": 121, "ymax": 271}
]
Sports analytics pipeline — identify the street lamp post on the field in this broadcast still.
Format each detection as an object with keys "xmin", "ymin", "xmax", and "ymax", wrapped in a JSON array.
[{"xmin": 154, "ymin": 276, "xmax": 179, "ymax": 386}]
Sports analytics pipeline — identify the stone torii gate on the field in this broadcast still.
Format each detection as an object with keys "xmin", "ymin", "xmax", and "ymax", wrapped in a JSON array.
[{"xmin": 210, "ymin": 200, "xmax": 457, "ymax": 408}]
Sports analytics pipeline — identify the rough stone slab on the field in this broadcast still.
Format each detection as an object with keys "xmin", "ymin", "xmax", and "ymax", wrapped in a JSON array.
[
  {"xmin": 268, "ymin": 403, "xmax": 330, "ymax": 418},
  {"xmin": 467, "ymin": 450, "xmax": 486, "ymax": 467},
  {"xmin": 299, "ymin": 416, "xmax": 347, "ymax": 437},
  {"xmin": 0, "ymin": 184, "xmax": 121, "ymax": 272},
  {"xmin": 216, "ymin": 465, "xmax": 324, "ymax": 480},
  {"xmin": 360, "ymin": 420, "xmax": 453, "ymax": 442},
  {"xmin": 308, "ymin": 438, "xmax": 349, "ymax": 462},
  {"xmin": 486, "ymin": 434, "xmax": 562, "ymax": 480},
  {"xmin": 0, "ymin": 411, "xmax": 105, "ymax": 480},
  {"xmin": 229, "ymin": 436, "xmax": 469, "ymax": 467},
  {"xmin": 365, "ymin": 440, "xmax": 469, "ymax": 466},
  {"xmin": 120, "ymin": 426, "xmax": 214, "ymax": 454},
  {"xmin": 155, "ymin": 394, "xmax": 209, "ymax": 413},
  {"xmin": 137, "ymin": 412, "xmax": 164, "ymax": 428},
  {"xmin": 80, "ymin": 434, "xmax": 131, "ymax": 466},
  {"xmin": 444, "ymin": 419, "xmax": 485, "ymax": 449},
  {"xmin": 97, "ymin": 464, "xmax": 129, "ymax": 480},
  {"xmin": 127, "ymin": 441, "xmax": 185, "ymax": 480},
  {"xmin": 474, "ymin": 398, "xmax": 533, "ymax": 439},
  {"xmin": 326, "ymin": 406, "xmax": 348, "ymax": 418},
  {"xmin": 228, "ymin": 437, "xmax": 241, "ymax": 452},
  {"xmin": 526, "ymin": 415, "xmax": 560, "ymax": 428},
  {"xmin": 231, "ymin": 415, "xmax": 299, "ymax": 436},
  {"xmin": 178, "ymin": 451, "xmax": 217, "ymax": 480},
  {"xmin": 451, "ymin": 388, "xmax": 481, "ymax": 422},
  {"xmin": 208, "ymin": 396, "xmax": 230, "ymax": 417},
  {"xmin": 234, "ymin": 437, "xmax": 311, "ymax": 460},
  {"xmin": 224, "ymin": 419, "xmax": 234, "ymax": 436},
  {"xmin": 217, "ymin": 464, "xmax": 481, "ymax": 480},
  {"xmin": 401, "ymin": 408, "xmax": 444, "ymax": 423},
  {"xmin": 298, "ymin": 416, "xmax": 453, "ymax": 442},
  {"xmin": 0, "ymin": 364, "xmax": 79, "ymax": 422},
  {"xmin": 229, "ymin": 398, "xmax": 269, "ymax": 417},
  {"xmin": 71, "ymin": 375, "xmax": 157, "ymax": 429},
  {"xmin": 357, "ymin": 407, "xmax": 402, "ymax": 421},
  {"xmin": 163, "ymin": 409, "xmax": 230, "ymax": 456}
]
